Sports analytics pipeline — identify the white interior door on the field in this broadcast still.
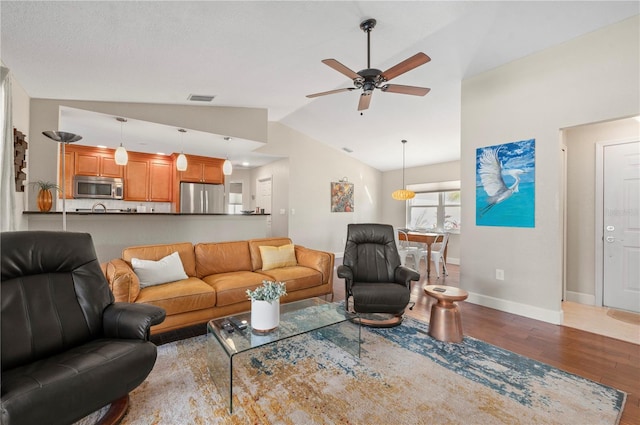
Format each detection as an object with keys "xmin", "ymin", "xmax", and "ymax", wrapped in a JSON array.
[
  {"xmin": 603, "ymin": 141, "xmax": 640, "ymax": 312},
  {"xmin": 257, "ymin": 177, "xmax": 272, "ymax": 236}
]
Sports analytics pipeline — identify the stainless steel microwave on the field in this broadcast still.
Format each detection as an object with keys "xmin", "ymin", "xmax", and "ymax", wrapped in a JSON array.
[{"xmin": 73, "ymin": 176, "xmax": 124, "ymax": 199}]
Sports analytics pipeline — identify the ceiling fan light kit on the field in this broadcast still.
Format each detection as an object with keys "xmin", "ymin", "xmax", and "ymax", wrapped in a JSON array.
[{"xmin": 307, "ymin": 18, "xmax": 431, "ymax": 111}]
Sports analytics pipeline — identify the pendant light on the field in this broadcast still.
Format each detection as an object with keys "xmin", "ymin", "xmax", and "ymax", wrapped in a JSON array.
[
  {"xmin": 222, "ymin": 136, "xmax": 232, "ymax": 175},
  {"xmin": 223, "ymin": 159, "xmax": 233, "ymax": 175},
  {"xmin": 176, "ymin": 128, "xmax": 188, "ymax": 171},
  {"xmin": 114, "ymin": 117, "xmax": 128, "ymax": 165},
  {"xmin": 391, "ymin": 139, "xmax": 415, "ymax": 200}
]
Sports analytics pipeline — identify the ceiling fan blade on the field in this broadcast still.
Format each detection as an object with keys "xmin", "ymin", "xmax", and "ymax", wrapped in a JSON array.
[
  {"xmin": 321, "ymin": 59, "xmax": 361, "ymax": 80},
  {"xmin": 358, "ymin": 93, "xmax": 372, "ymax": 111},
  {"xmin": 306, "ymin": 87, "xmax": 355, "ymax": 98},
  {"xmin": 380, "ymin": 52, "xmax": 431, "ymax": 82},
  {"xmin": 381, "ymin": 84, "xmax": 431, "ymax": 96}
]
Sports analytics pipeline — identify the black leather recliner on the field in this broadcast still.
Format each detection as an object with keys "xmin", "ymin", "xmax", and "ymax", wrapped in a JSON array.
[
  {"xmin": 337, "ymin": 223, "xmax": 421, "ymax": 327},
  {"xmin": 1, "ymin": 231, "xmax": 166, "ymax": 425}
]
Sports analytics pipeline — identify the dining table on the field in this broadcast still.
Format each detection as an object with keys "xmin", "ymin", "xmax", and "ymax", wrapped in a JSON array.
[{"xmin": 397, "ymin": 230, "xmax": 448, "ymax": 277}]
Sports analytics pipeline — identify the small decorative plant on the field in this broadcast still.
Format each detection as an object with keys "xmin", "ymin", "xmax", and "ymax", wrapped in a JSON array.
[
  {"xmin": 29, "ymin": 180, "xmax": 60, "ymax": 191},
  {"xmin": 246, "ymin": 280, "xmax": 287, "ymax": 304}
]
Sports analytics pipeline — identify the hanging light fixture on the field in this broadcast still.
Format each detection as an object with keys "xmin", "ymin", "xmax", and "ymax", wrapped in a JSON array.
[
  {"xmin": 222, "ymin": 136, "xmax": 233, "ymax": 175},
  {"xmin": 176, "ymin": 128, "xmax": 188, "ymax": 171},
  {"xmin": 391, "ymin": 139, "xmax": 415, "ymax": 200},
  {"xmin": 114, "ymin": 117, "xmax": 128, "ymax": 165}
]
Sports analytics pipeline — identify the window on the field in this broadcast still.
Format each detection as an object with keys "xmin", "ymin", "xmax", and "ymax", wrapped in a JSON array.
[{"xmin": 406, "ymin": 181, "xmax": 461, "ymax": 233}]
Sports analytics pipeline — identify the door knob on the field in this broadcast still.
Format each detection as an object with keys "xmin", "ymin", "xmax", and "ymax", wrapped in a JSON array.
[
  {"xmin": 606, "ymin": 236, "xmax": 615, "ymax": 243},
  {"xmin": 606, "ymin": 225, "xmax": 615, "ymax": 231}
]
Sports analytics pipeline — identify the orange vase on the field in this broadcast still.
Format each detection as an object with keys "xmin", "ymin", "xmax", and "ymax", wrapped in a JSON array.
[{"xmin": 37, "ymin": 189, "xmax": 53, "ymax": 212}]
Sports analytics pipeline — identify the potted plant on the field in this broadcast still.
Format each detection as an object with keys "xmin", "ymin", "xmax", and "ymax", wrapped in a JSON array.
[
  {"xmin": 246, "ymin": 280, "xmax": 287, "ymax": 332},
  {"xmin": 29, "ymin": 180, "xmax": 59, "ymax": 212}
]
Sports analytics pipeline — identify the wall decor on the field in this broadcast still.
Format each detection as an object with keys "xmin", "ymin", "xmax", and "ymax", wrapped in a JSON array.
[
  {"xmin": 331, "ymin": 180, "xmax": 354, "ymax": 212},
  {"xmin": 476, "ymin": 139, "xmax": 535, "ymax": 227},
  {"xmin": 14, "ymin": 128, "xmax": 27, "ymax": 192}
]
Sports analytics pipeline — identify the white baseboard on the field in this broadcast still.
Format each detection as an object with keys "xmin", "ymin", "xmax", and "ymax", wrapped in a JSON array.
[
  {"xmin": 466, "ymin": 291, "xmax": 563, "ymax": 325},
  {"xmin": 446, "ymin": 257, "xmax": 460, "ymax": 265},
  {"xmin": 565, "ymin": 291, "xmax": 596, "ymax": 305}
]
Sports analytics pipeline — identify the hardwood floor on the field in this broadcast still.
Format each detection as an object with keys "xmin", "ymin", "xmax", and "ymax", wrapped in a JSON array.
[{"xmin": 333, "ymin": 260, "xmax": 640, "ymax": 425}]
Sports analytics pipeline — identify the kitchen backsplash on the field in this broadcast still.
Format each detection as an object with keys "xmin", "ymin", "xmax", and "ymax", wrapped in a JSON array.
[{"xmin": 58, "ymin": 199, "xmax": 173, "ymax": 213}]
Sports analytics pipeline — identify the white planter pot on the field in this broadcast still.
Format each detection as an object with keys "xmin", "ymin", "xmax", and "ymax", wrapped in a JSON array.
[{"xmin": 251, "ymin": 299, "xmax": 280, "ymax": 332}]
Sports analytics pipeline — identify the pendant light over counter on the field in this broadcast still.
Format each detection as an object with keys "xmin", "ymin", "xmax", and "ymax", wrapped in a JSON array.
[
  {"xmin": 114, "ymin": 117, "xmax": 128, "ymax": 165},
  {"xmin": 176, "ymin": 128, "xmax": 188, "ymax": 171},
  {"xmin": 391, "ymin": 139, "xmax": 415, "ymax": 201},
  {"xmin": 222, "ymin": 136, "xmax": 233, "ymax": 175}
]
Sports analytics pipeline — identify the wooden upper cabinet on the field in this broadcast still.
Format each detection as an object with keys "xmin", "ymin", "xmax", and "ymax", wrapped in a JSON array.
[
  {"xmin": 178, "ymin": 155, "xmax": 224, "ymax": 184},
  {"xmin": 125, "ymin": 153, "xmax": 172, "ymax": 202},
  {"xmin": 72, "ymin": 145, "xmax": 123, "ymax": 178}
]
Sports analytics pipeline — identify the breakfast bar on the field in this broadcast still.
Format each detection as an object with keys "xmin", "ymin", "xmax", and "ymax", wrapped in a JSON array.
[{"xmin": 24, "ymin": 211, "xmax": 271, "ymax": 263}]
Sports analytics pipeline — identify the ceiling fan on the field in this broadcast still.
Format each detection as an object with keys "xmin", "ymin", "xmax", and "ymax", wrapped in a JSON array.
[{"xmin": 306, "ymin": 18, "xmax": 431, "ymax": 111}]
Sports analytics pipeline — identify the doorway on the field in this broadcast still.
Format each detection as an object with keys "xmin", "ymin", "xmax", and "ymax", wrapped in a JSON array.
[{"xmin": 562, "ymin": 117, "xmax": 640, "ymax": 337}]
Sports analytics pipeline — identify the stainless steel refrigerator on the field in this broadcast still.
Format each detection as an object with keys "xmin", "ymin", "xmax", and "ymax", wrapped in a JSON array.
[{"xmin": 180, "ymin": 182, "xmax": 225, "ymax": 214}]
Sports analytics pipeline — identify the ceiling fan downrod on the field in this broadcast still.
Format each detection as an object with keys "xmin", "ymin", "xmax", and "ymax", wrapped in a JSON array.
[{"xmin": 360, "ymin": 18, "xmax": 376, "ymax": 69}]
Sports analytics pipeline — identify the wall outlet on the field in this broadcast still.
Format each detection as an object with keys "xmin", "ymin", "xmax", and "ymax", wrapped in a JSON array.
[{"xmin": 496, "ymin": 269, "xmax": 505, "ymax": 280}]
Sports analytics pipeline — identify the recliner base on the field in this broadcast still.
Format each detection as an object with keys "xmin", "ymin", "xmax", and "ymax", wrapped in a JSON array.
[{"xmin": 97, "ymin": 395, "xmax": 129, "ymax": 425}]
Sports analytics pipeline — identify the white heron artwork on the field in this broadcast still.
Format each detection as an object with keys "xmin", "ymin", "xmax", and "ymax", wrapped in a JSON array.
[{"xmin": 476, "ymin": 139, "xmax": 535, "ymax": 227}]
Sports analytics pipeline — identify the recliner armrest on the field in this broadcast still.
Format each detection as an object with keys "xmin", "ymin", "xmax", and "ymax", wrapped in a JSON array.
[
  {"xmin": 336, "ymin": 264, "xmax": 353, "ymax": 280},
  {"xmin": 103, "ymin": 303, "xmax": 166, "ymax": 340},
  {"xmin": 395, "ymin": 266, "xmax": 420, "ymax": 286}
]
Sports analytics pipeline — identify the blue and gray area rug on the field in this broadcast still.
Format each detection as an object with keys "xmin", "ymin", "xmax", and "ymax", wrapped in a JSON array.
[{"xmin": 81, "ymin": 316, "xmax": 625, "ymax": 424}]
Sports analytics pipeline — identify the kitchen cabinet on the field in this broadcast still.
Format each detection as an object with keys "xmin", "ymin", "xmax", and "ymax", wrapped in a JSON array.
[
  {"xmin": 178, "ymin": 155, "xmax": 224, "ymax": 184},
  {"xmin": 71, "ymin": 145, "xmax": 123, "ymax": 178},
  {"xmin": 125, "ymin": 153, "xmax": 173, "ymax": 202}
]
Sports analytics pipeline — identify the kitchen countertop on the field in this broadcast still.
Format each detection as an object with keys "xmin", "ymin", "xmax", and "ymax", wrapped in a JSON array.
[{"xmin": 23, "ymin": 211, "xmax": 270, "ymax": 216}]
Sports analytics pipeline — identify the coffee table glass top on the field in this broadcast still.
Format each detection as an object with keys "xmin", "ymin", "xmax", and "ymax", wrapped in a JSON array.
[
  {"xmin": 207, "ymin": 297, "xmax": 360, "ymax": 413},
  {"xmin": 207, "ymin": 297, "xmax": 352, "ymax": 356}
]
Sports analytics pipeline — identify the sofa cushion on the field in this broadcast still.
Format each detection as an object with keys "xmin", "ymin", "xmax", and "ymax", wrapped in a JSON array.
[
  {"xmin": 132, "ymin": 252, "xmax": 189, "ymax": 288},
  {"xmin": 195, "ymin": 241, "xmax": 253, "ymax": 277},
  {"xmin": 201, "ymin": 271, "xmax": 267, "ymax": 307},
  {"xmin": 248, "ymin": 237, "xmax": 293, "ymax": 271},
  {"xmin": 257, "ymin": 266, "xmax": 323, "ymax": 292},
  {"xmin": 122, "ymin": 242, "xmax": 197, "ymax": 277},
  {"xmin": 259, "ymin": 244, "xmax": 297, "ymax": 271},
  {"xmin": 134, "ymin": 277, "xmax": 216, "ymax": 315}
]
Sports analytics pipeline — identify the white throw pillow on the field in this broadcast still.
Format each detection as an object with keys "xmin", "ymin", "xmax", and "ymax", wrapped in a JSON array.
[{"xmin": 131, "ymin": 251, "xmax": 188, "ymax": 288}]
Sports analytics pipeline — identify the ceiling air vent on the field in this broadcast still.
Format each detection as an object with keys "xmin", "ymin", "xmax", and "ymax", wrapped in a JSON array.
[{"xmin": 188, "ymin": 94, "xmax": 216, "ymax": 102}]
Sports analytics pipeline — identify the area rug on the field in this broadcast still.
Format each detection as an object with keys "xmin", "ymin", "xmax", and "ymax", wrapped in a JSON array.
[{"xmin": 80, "ymin": 317, "xmax": 625, "ymax": 425}]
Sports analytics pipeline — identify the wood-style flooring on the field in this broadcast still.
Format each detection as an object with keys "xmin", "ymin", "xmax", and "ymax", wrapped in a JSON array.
[{"xmin": 331, "ymin": 260, "xmax": 639, "ymax": 425}]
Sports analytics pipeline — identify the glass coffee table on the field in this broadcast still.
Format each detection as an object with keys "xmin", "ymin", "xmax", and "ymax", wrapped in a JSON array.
[{"xmin": 206, "ymin": 297, "xmax": 360, "ymax": 413}]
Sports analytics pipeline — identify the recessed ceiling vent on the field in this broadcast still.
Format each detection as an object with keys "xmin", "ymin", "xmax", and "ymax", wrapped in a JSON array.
[{"xmin": 188, "ymin": 94, "xmax": 216, "ymax": 102}]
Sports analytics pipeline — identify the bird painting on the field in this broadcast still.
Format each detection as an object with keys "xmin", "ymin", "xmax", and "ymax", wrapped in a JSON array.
[
  {"xmin": 476, "ymin": 139, "xmax": 535, "ymax": 228},
  {"xmin": 478, "ymin": 147, "xmax": 524, "ymax": 217}
]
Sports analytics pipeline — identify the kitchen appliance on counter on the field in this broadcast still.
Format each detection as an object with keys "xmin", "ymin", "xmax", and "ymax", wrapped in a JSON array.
[
  {"xmin": 73, "ymin": 176, "xmax": 123, "ymax": 199},
  {"xmin": 180, "ymin": 182, "xmax": 225, "ymax": 214}
]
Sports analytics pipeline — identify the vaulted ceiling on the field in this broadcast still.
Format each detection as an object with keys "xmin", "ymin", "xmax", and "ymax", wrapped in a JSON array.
[{"xmin": 2, "ymin": 1, "xmax": 637, "ymax": 171}]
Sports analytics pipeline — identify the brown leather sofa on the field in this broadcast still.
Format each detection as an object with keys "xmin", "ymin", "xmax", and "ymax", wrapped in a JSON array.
[{"xmin": 104, "ymin": 237, "xmax": 334, "ymax": 334}]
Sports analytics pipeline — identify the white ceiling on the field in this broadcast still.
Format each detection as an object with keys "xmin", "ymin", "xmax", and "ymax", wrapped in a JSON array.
[{"xmin": 2, "ymin": 1, "xmax": 638, "ymax": 171}]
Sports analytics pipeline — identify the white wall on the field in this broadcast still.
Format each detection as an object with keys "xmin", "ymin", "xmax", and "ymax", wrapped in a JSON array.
[
  {"xmin": 261, "ymin": 122, "xmax": 382, "ymax": 254},
  {"xmin": 9, "ymin": 72, "xmax": 30, "ymax": 230},
  {"xmin": 460, "ymin": 16, "xmax": 640, "ymax": 323},
  {"xmin": 382, "ymin": 160, "xmax": 461, "ymax": 262},
  {"xmin": 564, "ymin": 117, "xmax": 640, "ymax": 304}
]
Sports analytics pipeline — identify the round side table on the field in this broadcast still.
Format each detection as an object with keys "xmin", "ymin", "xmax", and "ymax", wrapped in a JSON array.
[{"xmin": 424, "ymin": 285, "xmax": 469, "ymax": 343}]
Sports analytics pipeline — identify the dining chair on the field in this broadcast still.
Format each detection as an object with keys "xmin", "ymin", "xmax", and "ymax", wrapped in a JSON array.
[
  {"xmin": 395, "ymin": 228, "xmax": 419, "ymax": 268},
  {"xmin": 417, "ymin": 233, "xmax": 449, "ymax": 278}
]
